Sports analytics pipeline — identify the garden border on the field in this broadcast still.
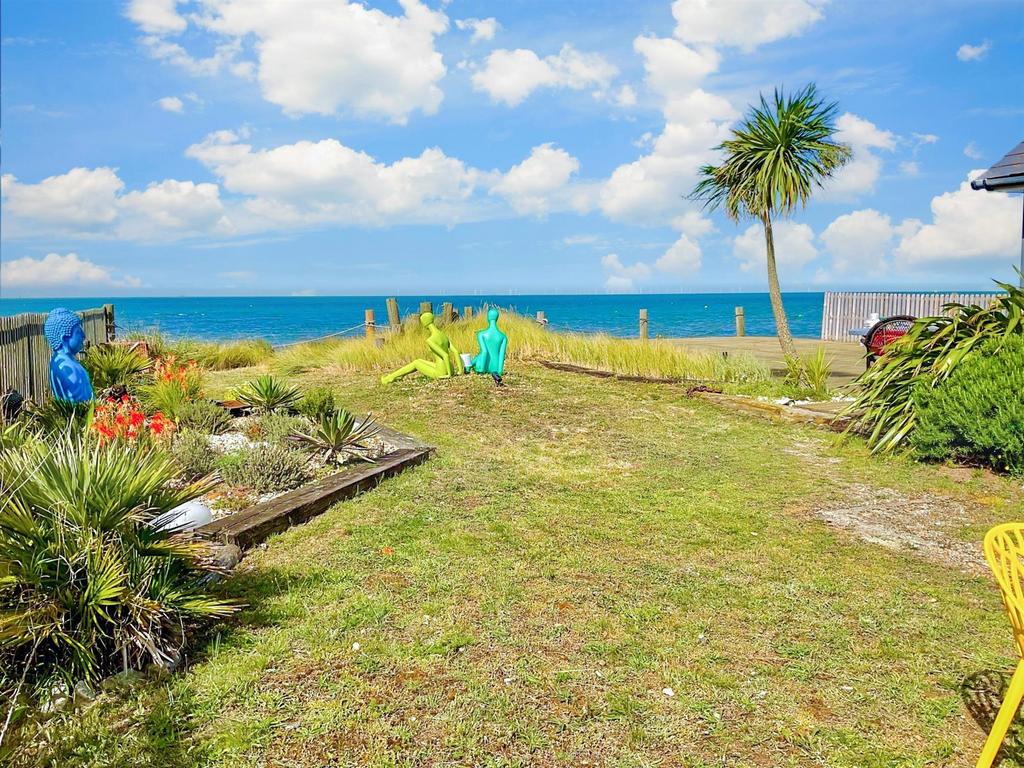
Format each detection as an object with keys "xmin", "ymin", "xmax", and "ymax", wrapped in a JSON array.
[
  {"xmin": 538, "ymin": 359, "xmax": 854, "ymax": 433},
  {"xmin": 195, "ymin": 424, "xmax": 433, "ymax": 550}
]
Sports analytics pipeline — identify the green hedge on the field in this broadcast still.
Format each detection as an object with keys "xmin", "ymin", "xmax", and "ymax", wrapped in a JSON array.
[{"xmin": 911, "ymin": 335, "xmax": 1024, "ymax": 474}]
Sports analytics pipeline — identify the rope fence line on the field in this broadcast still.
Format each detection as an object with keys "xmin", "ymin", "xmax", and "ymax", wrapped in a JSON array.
[{"xmin": 273, "ymin": 322, "xmax": 369, "ymax": 349}]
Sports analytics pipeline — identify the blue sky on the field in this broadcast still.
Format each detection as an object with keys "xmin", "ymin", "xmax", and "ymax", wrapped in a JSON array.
[{"xmin": 1, "ymin": 0, "xmax": 1021, "ymax": 298}]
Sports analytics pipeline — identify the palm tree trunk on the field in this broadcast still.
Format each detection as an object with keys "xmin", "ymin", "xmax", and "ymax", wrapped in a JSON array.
[{"xmin": 763, "ymin": 214, "xmax": 798, "ymax": 360}]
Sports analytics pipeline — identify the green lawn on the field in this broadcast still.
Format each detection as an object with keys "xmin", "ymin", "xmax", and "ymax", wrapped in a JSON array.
[{"xmin": 14, "ymin": 363, "xmax": 1024, "ymax": 767}]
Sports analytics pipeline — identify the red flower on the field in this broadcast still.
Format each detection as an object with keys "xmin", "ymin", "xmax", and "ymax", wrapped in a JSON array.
[{"xmin": 130, "ymin": 411, "xmax": 145, "ymax": 427}]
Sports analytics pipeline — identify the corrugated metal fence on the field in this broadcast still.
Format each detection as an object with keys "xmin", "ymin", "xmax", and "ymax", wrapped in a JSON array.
[
  {"xmin": 0, "ymin": 305, "xmax": 115, "ymax": 403},
  {"xmin": 821, "ymin": 292, "xmax": 1002, "ymax": 342}
]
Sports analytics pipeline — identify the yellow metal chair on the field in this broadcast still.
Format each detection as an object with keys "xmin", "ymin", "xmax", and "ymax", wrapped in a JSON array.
[{"xmin": 978, "ymin": 523, "xmax": 1024, "ymax": 766}]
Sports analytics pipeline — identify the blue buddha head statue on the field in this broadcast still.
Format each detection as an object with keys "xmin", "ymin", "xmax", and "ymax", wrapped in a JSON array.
[{"xmin": 44, "ymin": 308, "xmax": 87, "ymax": 356}]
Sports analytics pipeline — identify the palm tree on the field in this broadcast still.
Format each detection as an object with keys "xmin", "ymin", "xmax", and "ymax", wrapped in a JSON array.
[{"xmin": 691, "ymin": 84, "xmax": 851, "ymax": 360}]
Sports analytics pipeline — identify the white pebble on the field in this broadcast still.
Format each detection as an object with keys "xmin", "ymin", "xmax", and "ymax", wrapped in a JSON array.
[
  {"xmin": 662, "ymin": 687, "xmax": 674, "ymax": 697},
  {"xmin": 352, "ymin": 642, "xmax": 361, "ymax": 651}
]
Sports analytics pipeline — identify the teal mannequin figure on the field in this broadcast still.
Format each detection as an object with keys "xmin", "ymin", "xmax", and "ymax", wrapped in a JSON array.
[
  {"xmin": 45, "ymin": 308, "xmax": 94, "ymax": 403},
  {"xmin": 381, "ymin": 312, "xmax": 464, "ymax": 384},
  {"xmin": 470, "ymin": 308, "xmax": 508, "ymax": 385}
]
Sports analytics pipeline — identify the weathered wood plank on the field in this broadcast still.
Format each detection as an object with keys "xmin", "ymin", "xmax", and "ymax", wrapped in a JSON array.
[{"xmin": 195, "ymin": 447, "xmax": 433, "ymax": 549}]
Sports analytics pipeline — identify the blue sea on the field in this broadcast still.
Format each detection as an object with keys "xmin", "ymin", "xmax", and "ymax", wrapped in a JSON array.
[{"xmin": 0, "ymin": 293, "xmax": 825, "ymax": 345}]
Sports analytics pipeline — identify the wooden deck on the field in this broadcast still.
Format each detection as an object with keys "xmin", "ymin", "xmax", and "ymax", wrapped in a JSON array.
[{"xmin": 672, "ymin": 336, "xmax": 866, "ymax": 386}]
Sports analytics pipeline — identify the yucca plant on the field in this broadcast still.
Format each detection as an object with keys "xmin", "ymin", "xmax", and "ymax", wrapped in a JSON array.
[
  {"xmin": 844, "ymin": 277, "xmax": 1024, "ymax": 452},
  {"xmin": 289, "ymin": 409, "xmax": 381, "ymax": 464},
  {"xmin": 784, "ymin": 346, "xmax": 833, "ymax": 399},
  {"xmin": 235, "ymin": 374, "xmax": 301, "ymax": 413},
  {"xmin": 0, "ymin": 434, "xmax": 237, "ymax": 694},
  {"xmin": 25, "ymin": 399, "xmax": 94, "ymax": 437},
  {"xmin": 81, "ymin": 344, "xmax": 151, "ymax": 391}
]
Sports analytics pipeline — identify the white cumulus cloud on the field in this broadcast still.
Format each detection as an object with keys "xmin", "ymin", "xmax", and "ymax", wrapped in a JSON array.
[
  {"xmin": 895, "ymin": 171, "xmax": 1020, "ymax": 264},
  {"xmin": 1, "ymin": 252, "xmax": 141, "ymax": 291},
  {"xmin": 734, "ymin": 221, "xmax": 818, "ymax": 273},
  {"xmin": 130, "ymin": 0, "xmax": 449, "ymax": 124},
  {"xmin": 2, "ymin": 167, "xmax": 124, "ymax": 228},
  {"xmin": 491, "ymin": 143, "xmax": 582, "ymax": 215},
  {"xmin": 455, "ymin": 17, "xmax": 498, "ymax": 43},
  {"xmin": 671, "ymin": 0, "xmax": 825, "ymax": 52},
  {"xmin": 155, "ymin": 95, "xmax": 184, "ymax": 113},
  {"xmin": 822, "ymin": 113, "xmax": 896, "ymax": 200},
  {"xmin": 472, "ymin": 44, "xmax": 617, "ymax": 106},
  {"xmin": 957, "ymin": 40, "xmax": 991, "ymax": 62},
  {"xmin": 126, "ymin": 0, "xmax": 186, "ymax": 35},
  {"xmin": 821, "ymin": 208, "xmax": 895, "ymax": 273}
]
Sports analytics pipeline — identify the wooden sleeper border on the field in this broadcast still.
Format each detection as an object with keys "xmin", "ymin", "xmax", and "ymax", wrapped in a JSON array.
[{"xmin": 195, "ymin": 425, "xmax": 433, "ymax": 550}]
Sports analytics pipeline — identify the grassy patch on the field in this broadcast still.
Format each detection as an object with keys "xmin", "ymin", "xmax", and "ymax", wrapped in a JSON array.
[{"xmin": 10, "ymin": 364, "xmax": 1023, "ymax": 767}]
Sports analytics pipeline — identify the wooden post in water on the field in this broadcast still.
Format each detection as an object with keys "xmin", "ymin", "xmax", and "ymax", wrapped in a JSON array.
[
  {"xmin": 735, "ymin": 306, "xmax": 746, "ymax": 337},
  {"xmin": 536, "ymin": 310, "xmax": 546, "ymax": 325},
  {"xmin": 103, "ymin": 304, "xmax": 116, "ymax": 342},
  {"xmin": 639, "ymin": 308, "xmax": 649, "ymax": 341},
  {"xmin": 419, "ymin": 301, "xmax": 433, "ymax": 316},
  {"xmin": 463, "ymin": 306, "xmax": 473, "ymax": 320},
  {"xmin": 441, "ymin": 302, "xmax": 454, "ymax": 324},
  {"xmin": 364, "ymin": 309, "xmax": 375, "ymax": 341},
  {"xmin": 385, "ymin": 298, "xmax": 400, "ymax": 330}
]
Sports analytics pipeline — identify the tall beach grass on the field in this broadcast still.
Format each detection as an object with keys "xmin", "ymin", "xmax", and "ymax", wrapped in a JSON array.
[
  {"xmin": 273, "ymin": 310, "xmax": 770, "ymax": 384},
  {"xmin": 126, "ymin": 331, "xmax": 273, "ymax": 370}
]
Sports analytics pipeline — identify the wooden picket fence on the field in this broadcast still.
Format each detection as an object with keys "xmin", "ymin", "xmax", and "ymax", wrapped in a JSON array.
[
  {"xmin": 0, "ymin": 305, "xmax": 115, "ymax": 403},
  {"xmin": 820, "ymin": 291, "xmax": 1002, "ymax": 342}
]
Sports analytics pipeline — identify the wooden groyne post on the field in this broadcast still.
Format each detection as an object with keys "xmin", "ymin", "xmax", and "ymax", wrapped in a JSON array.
[
  {"xmin": 463, "ymin": 306, "xmax": 473, "ymax": 320},
  {"xmin": 735, "ymin": 306, "xmax": 745, "ymax": 337},
  {"xmin": 364, "ymin": 309, "xmax": 375, "ymax": 341},
  {"xmin": 639, "ymin": 308, "xmax": 649, "ymax": 340},
  {"xmin": 441, "ymin": 302, "xmax": 454, "ymax": 324},
  {"xmin": 419, "ymin": 301, "xmax": 433, "ymax": 316},
  {"xmin": 385, "ymin": 298, "xmax": 400, "ymax": 330}
]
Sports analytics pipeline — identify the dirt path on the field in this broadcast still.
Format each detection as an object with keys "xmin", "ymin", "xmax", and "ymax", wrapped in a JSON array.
[{"xmin": 783, "ymin": 437, "xmax": 988, "ymax": 575}]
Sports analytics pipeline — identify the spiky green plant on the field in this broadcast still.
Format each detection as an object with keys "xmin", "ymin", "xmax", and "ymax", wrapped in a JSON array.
[
  {"xmin": 81, "ymin": 344, "xmax": 151, "ymax": 391},
  {"xmin": 844, "ymin": 279, "xmax": 1024, "ymax": 452},
  {"xmin": 784, "ymin": 346, "xmax": 833, "ymax": 399},
  {"xmin": 0, "ymin": 435, "xmax": 237, "ymax": 693},
  {"xmin": 235, "ymin": 374, "xmax": 301, "ymax": 413},
  {"xmin": 289, "ymin": 409, "xmax": 381, "ymax": 464},
  {"xmin": 691, "ymin": 84, "xmax": 851, "ymax": 360},
  {"xmin": 25, "ymin": 399, "xmax": 94, "ymax": 437}
]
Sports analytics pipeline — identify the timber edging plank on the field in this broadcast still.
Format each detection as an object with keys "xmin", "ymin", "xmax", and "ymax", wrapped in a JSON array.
[
  {"xmin": 538, "ymin": 358, "xmax": 858, "ymax": 433},
  {"xmin": 195, "ymin": 445, "xmax": 433, "ymax": 550}
]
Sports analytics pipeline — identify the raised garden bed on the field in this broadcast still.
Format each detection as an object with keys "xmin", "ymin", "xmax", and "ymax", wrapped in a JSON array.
[{"xmin": 195, "ymin": 424, "xmax": 432, "ymax": 549}]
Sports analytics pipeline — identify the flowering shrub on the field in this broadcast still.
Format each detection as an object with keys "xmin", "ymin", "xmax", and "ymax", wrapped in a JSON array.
[
  {"xmin": 139, "ymin": 356, "xmax": 204, "ymax": 419},
  {"xmin": 92, "ymin": 395, "xmax": 172, "ymax": 445}
]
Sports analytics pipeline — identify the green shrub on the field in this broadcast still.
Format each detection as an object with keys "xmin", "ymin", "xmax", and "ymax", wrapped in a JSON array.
[
  {"xmin": 0, "ymin": 435, "xmax": 237, "ymax": 692},
  {"xmin": 171, "ymin": 430, "xmax": 218, "ymax": 481},
  {"xmin": 297, "ymin": 386, "xmax": 336, "ymax": 420},
  {"xmin": 138, "ymin": 359, "xmax": 204, "ymax": 420},
  {"xmin": 175, "ymin": 398, "xmax": 233, "ymax": 434},
  {"xmin": 911, "ymin": 335, "xmax": 1024, "ymax": 474},
  {"xmin": 845, "ymin": 279, "xmax": 1023, "ymax": 452},
  {"xmin": 255, "ymin": 412, "xmax": 310, "ymax": 446},
  {"xmin": 217, "ymin": 444, "xmax": 308, "ymax": 493},
  {"xmin": 236, "ymin": 374, "xmax": 301, "ymax": 413}
]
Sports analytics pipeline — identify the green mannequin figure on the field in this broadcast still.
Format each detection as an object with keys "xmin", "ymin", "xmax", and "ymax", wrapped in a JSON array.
[
  {"xmin": 471, "ymin": 307, "xmax": 508, "ymax": 384},
  {"xmin": 381, "ymin": 312, "xmax": 464, "ymax": 384}
]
